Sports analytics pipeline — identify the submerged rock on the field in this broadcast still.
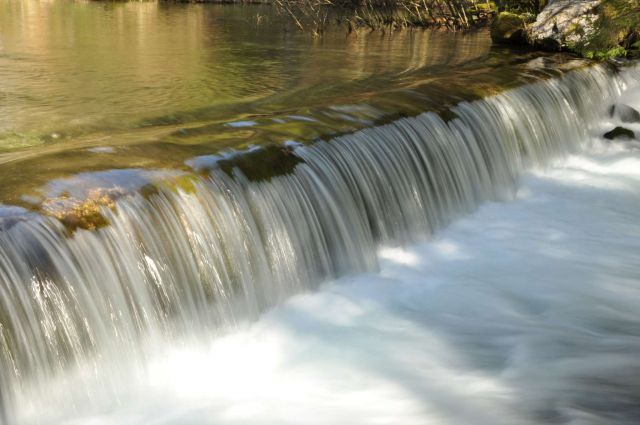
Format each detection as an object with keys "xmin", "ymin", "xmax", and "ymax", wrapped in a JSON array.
[
  {"xmin": 603, "ymin": 126, "xmax": 636, "ymax": 140},
  {"xmin": 528, "ymin": 0, "xmax": 600, "ymax": 50},
  {"xmin": 491, "ymin": 12, "xmax": 527, "ymax": 45},
  {"xmin": 0, "ymin": 206, "xmax": 32, "ymax": 231},
  {"xmin": 609, "ymin": 103, "xmax": 640, "ymax": 123},
  {"xmin": 40, "ymin": 188, "xmax": 122, "ymax": 231}
]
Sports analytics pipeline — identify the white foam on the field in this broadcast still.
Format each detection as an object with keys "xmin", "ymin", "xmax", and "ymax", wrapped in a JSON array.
[
  {"xmin": 10, "ymin": 66, "xmax": 640, "ymax": 425},
  {"xmin": 19, "ymin": 127, "xmax": 640, "ymax": 425}
]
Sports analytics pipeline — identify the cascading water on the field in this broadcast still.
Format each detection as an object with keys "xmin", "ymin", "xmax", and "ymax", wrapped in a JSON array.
[{"xmin": 0, "ymin": 62, "xmax": 638, "ymax": 423}]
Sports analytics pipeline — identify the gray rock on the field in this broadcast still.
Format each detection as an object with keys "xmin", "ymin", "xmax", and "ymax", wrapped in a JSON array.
[
  {"xmin": 611, "ymin": 104, "xmax": 640, "ymax": 123},
  {"xmin": 603, "ymin": 126, "xmax": 636, "ymax": 140},
  {"xmin": 529, "ymin": 0, "xmax": 600, "ymax": 49}
]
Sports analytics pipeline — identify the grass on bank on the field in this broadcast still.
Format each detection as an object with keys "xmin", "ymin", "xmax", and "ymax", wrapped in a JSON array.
[
  {"xmin": 107, "ymin": 0, "xmax": 639, "ymax": 58},
  {"xmin": 268, "ymin": 0, "xmax": 556, "ymax": 36},
  {"xmin": 273, "ymin": 0, "xmax": 638, "ymax": 59},
  {"xmin": 274, "ymin": 0, "xmax": 484, "ymax": 36}
]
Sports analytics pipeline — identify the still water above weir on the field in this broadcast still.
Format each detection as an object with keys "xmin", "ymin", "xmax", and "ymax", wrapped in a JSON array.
[{"xmin": 1, "ymin": 0, "xmax": 587, "ymax": 206}]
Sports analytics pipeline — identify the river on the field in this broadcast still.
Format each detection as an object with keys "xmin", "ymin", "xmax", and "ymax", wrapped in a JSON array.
[{"xmin": 0, "ymin": 1, "xmax": 639, "ymax": 424}]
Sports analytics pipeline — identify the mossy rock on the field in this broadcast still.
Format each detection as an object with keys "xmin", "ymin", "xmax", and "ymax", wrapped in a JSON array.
[
  {"xmin": 573, "ymin": 0, "xmax": 640, "ymax": 58},
  {"xmin": 603, "ymin": 126, "xmax": 636, "ymax": 140},
  {"xmin": 537, "ymin": 37, "xmax": 562, "ymax": 51},
  {"xmin": 474, "ymin": 2, "xmax": 497, "ymax": 11},
  {"xmin": 491, "ymin": 12, "xmax": 527, "ymax": 45},
  {"xmin": 583, "ymin": 46, "xmax": 628, "ymax": 59},
  {"xmin": 217, "ymin": 144, "xmax": 302, "ymax": 182}
]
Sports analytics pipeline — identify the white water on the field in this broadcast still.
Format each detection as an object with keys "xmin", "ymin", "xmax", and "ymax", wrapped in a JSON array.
[{"xmin": 11, "ymin": 81, "xmax": 640, "ymax": 424}]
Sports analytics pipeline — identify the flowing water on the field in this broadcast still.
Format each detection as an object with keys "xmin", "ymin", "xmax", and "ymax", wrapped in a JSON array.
[
  {"xmin": 1, "ymin": 1, "xmax": 640, "ymax": 424},
  {"xmin": 25, "ymin": 132, "xmax": 640, "ymax": 425}
]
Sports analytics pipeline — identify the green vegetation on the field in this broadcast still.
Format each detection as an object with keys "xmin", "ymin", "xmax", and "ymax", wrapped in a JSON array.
[
  {"xmin": 268, "ymin": 0, "xmax": 558, "ymax": 35},
  {"xmin": 272, "ymin": 0, "xmax": 638, "ymax": 59},
  {"xmin": 494, "ymin": 0, "xmax": 545, "ymax": 14},
  {"xmin": 490, "ymin": 11, "xmax": 526, "ymax": 44},
  {"xmin": 217, "ymin": 145, "xmax": 301, "ymax": 182},
  {"xmin": 574, "ymin": 0, "xmax": 640, "ymax": 59}
]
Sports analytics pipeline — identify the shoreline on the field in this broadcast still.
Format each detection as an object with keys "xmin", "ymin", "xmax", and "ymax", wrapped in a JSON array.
[{"xmin": 153, "ymin": 0, "xmax": 639, "ymax": 58}]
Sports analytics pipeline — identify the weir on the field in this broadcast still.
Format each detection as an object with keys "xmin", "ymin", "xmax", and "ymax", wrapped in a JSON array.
[{"xmin": 0, "ymin": 62, "xmax": 638, "ymax": 421}]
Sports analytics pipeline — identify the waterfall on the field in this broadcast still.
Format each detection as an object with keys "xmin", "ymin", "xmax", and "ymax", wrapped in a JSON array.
[{"xmin": 0, "ymin": 62, "xmax": 637, "ymax": 422}]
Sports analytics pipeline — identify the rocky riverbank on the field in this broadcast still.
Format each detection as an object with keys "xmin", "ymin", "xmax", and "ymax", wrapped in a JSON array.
[
  {"xmin": 491, "ymin": 0, "xmax": 640, "ymax": 59},
  {"xmin": 114, "ymin": 0, "xmax": 638, "ymax": 59}
]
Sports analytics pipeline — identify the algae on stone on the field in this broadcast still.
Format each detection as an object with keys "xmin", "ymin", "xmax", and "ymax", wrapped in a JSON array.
[{"xmin": 491, "ymin": 11, "xmax": 527, "ymax": 44}]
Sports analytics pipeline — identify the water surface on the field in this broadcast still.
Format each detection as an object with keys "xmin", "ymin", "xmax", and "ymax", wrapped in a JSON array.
[
  {"xmin": 3, "ymin": 3, "xmax": 639, "ymax": 424},
  {"xmin": 12, "ymin": 85, "xmax": 640, "ymax": 425},
  {"xmin": 0, "ymin": 0, "xmax": 580, "ymax": 207}
]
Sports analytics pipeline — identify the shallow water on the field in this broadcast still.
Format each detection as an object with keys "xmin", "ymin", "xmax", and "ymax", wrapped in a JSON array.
[{"xmin": 0, "ymin": 0, "xmax": 582, "ymax": 205}]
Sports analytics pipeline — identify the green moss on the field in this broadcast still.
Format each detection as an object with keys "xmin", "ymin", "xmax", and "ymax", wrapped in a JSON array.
[
  {"xmin": 218, "ymin": 144, "xmax": 302, "ymax": 182},
  {"xmin": 157, "ymin": 174, "xmax": 199, "ymax": 194},
  {"xmin": 583, "ymin": 46, "xmax": 628, "ymax": 59},
  {"xmin": 0, "ymin": 132, "xmax": 45, "ymax": 150},
  {"xmin": 474, "ymin": 1, "xmax": 497, "ymax": 11},
  {"xmin": 574, "ymin": 0, "xmax": 639, "ymax": 59},
  {"xmin": 496, "ymin": 0, "xmax": 544, "ymax": 13},
  {"xmin": 566, "ymin": 22, "xmax": 586, "ymax": 38},
  {"xmin": 491, "ymin": 11, "xmax": 527, "ymax": 44}
]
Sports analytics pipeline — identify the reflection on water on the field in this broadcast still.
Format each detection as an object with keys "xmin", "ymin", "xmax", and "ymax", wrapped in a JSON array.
[
  {"xmin": 0, "ymin": 0, "xmax": 581, "ymax": 208},
  {"xmin": 0, "ymin": 1, "xmax": 487, "ymax": 139}
]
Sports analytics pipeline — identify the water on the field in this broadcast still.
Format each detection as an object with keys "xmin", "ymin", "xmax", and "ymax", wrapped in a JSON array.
[
  {"xmin": 0, "ymin": 0, "xmax": 498, "ymax": 203},
  {"xmin": 1, "ymin": 1, "xmax": 640, "ymax": 423},
  {"xmin": 6, "ymin": 73, "xmax": 640, "ymax": 425},
  {"xmin": 0, "ymin": 0, "xmax": 584, "ymax": 205},
  {"xmin": 1, "ymin": 60, "xmax": 638, "ymax": 423}
]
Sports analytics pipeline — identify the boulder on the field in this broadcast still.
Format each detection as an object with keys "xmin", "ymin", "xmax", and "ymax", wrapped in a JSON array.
[
  {"xmin": 603, "ymin": 126, "xmax": 636, "ymax": 140},
  {"xmin": 610, "ymin": 104, "xmax": 640, "ymax": 123},
  {"xmin": 491, "ymin": 12, "xmax": 527, "ymax": 45},
  {"xmin": 528, "ymin": 0, "xmax": 600, "ymax": 50}
]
